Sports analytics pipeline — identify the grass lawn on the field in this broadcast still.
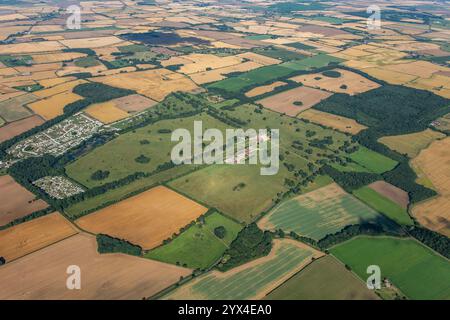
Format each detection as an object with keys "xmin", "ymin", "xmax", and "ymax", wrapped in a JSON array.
[
  {"xmin": 353, "ymin": 186, "xmax": 413, "ymax": 225},
  {"xmin": 144, "ymin": 212, "xmax": 242, "ymax": 269},
  {"xmin": 207, "ymin": 65, "xmax": 294, "ymax": 93},
  {"xmin": 378, "ymin": 129, "xmax": 445, "ymax": 158},
  {"xmin": 348, "ymin": 146, "xmax": 398, "ymax": 174},
  {"xmin": 331, "ymin": 236, "xmax": 450, "ymax": 300},
  {"xmin": 169, "ymin": 164, "xmax": 288, "ymax": 223},
  {"xmin": 65, "ymin": 113, "xmax": 228, "ymax": 188},
  {"xmin": 265, "ymin": 255, "xmax": 378, "ymax": 300}
]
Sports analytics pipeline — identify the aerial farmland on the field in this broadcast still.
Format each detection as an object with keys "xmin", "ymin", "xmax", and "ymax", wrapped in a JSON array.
[{"xmin": 0, "ymin": 0, "xmax": 449, "ymax": 305}]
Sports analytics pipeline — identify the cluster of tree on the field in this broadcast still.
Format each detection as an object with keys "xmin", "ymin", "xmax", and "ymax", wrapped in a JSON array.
[
  {"xmin": 314, "ymin": 84, "xmax": 450, "ymax": 137},
  {"xmin": 96, "ymin": 234, "xmax": 142, "ymax": 256},
  {"xmin": 91, "ymin": 170, "xmax": 110, "ymax": 181},
  {"xmin": 206, "ymin": 108, "xmax": 246, "ymax": 127},
  {"xmin": 135, "ymin": 154, "xmax": 150, "ymax": 164},
  {"xmin": 317, "ymin": 222, "xmax": 404, "ymax": 250},
  {"xmin": 382, "ymin": 162, "xmax": 437, "ymax": 203},
  {"xmin": 408, "ymin": 226, "xmax": 450, "ymax": 259},
  {"xmin": 214, "ymin": 226, "xmax": 226, "ymax": 239},
  {"xmin": 217, "ymin": 223, "xmax": 272, "ymax": 272},
  {"xmin": 72, "ymin": 83, "xmax": 135, "ymax": 104},
  {"xmin": 322, "ymin": 70, "xmax": 341, "ymax": 78}
]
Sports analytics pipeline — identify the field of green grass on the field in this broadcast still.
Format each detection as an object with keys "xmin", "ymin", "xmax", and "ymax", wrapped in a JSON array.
[
  {"xmin": 244, "ymin": 35, "xmax": 274, "ymax": 40},
  {"xmin": 255, "ymin": 47, "xmax": 307, "ymax": 61},
  {"xmin": 353, "ymin": 186, "xmax": 413, "ymax": 225},
  {"xmin": 259, "ymin": 183, "xmax": 387, "ymax": 240},
  {"xmin": 331, "ymin": 236, "xmax": 450, "ymax": 300},
  {"xmin": 144, "ymin": 212, "xmax": 242, "ymax": 269},
  {"xmin": 74, "ymin": 56, "xmax": 101, "ymax": 68},
  {"xmin": 207, "ymin": 65, "xmax": 294, "ymax": 93},
  {"xmin": 164, "ymin": 240, "xmax": 316, "ymax": 299},
  {"xmin": 65, "ymin": 113, "xmax": 228, "ymax": 188},
  {"xmin": 281, "ymin": 54, "xmax": 343, "ymax": 70},
  {"xmin": 169, "ymin": 164, "xmax": 288, "ymax": 223},
  {"xmin": 265, "ymin": 255, "xmax": 378, "ymax": 300},
  {"xmin": 348, "ymin": 146, "xmax": 398, "ymax": 174}
]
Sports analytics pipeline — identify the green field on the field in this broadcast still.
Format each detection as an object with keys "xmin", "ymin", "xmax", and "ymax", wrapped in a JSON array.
[
  {"xmin": 144, "ymin": 212, "xmax": 242, "ymax": 269},
  {"xmin": 281, "ymin": 54, "xmax": 344, "ymax": 70},
  {"xmin": 254, "ymin": 47, "xmax": 307, "ymax": 61},
  {"xmin": 66, "ymin": 113, "xmax": 228, "ymax": 188},
  {"xmin": 245, "ymin": 35, "xmax": 274, "ymax": 40},
  {"xmin": 169, "ymin": 104, "xmax": 357, "ymax": 223},
  {"xmin": 265, "ymin": 255, "xmax": 378, "ymax": 300},
  {"xmin": 63, "ymin": 164, "xmax": 201, "ymax": 218},
  {"xmin": 0, "ymin": 117, "xmax": 5, "ymax": 127},
  {"xmin": 165, "ymin": 240, "xmax": 316, "ymax": 299},
  {"xmin": 348, "ymin": 146, "xmax": 398, "ymax": 174},
  {"xmin": 353, "ymin": 186, "xmax": 413, "ymax": 225},
  {"xmin": 260, "ymin": 183, "xmax": 387, "ymax": 240},
  {"xmin": 207, "ymin": 65, "xmax": 294, "ymax": 93},
  {"xmin": 331, "ymin": 236, "xmax": 450, "ymax": 300}
]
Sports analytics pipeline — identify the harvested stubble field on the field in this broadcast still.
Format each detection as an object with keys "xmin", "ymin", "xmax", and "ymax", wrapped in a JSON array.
[
  {"xmin": 28, "ymin": 92, "xmax": 83, "ymax": 120},
  {"xmin": 164, "ymin": 240, "xmax": 323, "ymax": 300},
  {"xmin": 256, "ymin": 86, "xmax": 332, "ymax": 116},
  {"xmin": 378, "ymin": 129, "xmax": 446, "ymax": 158},
  {"xmin": 0, "ymin": 212, "xmax": 78, "ymax": 262},
  {"xmin": 85, "ymin": 101, "xmax": 130, "ymax": 124},
  {"xmin": 411, "ymin": 138, "xmax": 450, "ymax": 236},
  {"xmin": 90, "ymin": 68, "xmax": 200, "ymax": 101},
  {"xmin": 145, "ymin": 212, "xmax": 242, "ymax": 269},
  {"xmin": 64, "ymin": 164, "xmax": 200, "ymax": 218},
  {"xmin": 298, "ymin": 109, "xmax": 367, "ymax": 134},
  {"xmin": 290, "ymin": 69, "xmax": 380, "ymax": 95},
  {"xmin": 258, "ymin": 183, "xmax": 386, "ymax": 241},
  {"xmin": 0, "ymin": 234, "xmax": 191, "ymax": 300},
  {"xmin": 265, "ymin": 255, "xmax": 378, "ymax": 300},
  {"xmin": 0, "ymin": 115, "xmax": 44, "ymax": 143},
  {"xmin": 331, "ymin": 236, "xmax": 450, "ymax": 300},
  {"xmin": 0, "ymin": 175, "xmax": 48, "ymax": 226},
  {"xmin": 245, "ymin": 81, "xmax": 287, "ymax": 98},
  {"xmin": 76, "ymin": 186, "xmax": 208, "ymax": 250}
]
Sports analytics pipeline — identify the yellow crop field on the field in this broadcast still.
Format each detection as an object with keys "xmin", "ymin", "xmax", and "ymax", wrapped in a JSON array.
[
  {"xmin": 58, "ymin": 36, "xmax": 124, "ymax": 49},
  {"xmin": 28, "ymin": 92, "xmax": 83, "ymax": 120},
  {"xmin": 411, "ymin": 138, "xmax": 450, "ymax": 237},
  {"xmin": 298, "ymin": 109, "xmax": 367, "ymax": 134},
  {"xmin": 245, "ymin": 81, "xmax": 287, "ymax": 98},
  {"xmin": 85, "ymin": 101, "xmax": 130, "ymax": 124},
  {"xmin": 379, "ymin": 129, "xmax": 446, "ymax": 158},
  {"xmin": 290, "ymin": 69, "xmax": 380, "ymax": 95},
  {"xmin": 0, "ymin": 41, "xmax": 64, "ymax": 54},
  {"xmin": 31, "ymin": 52, "xmax": 87, "ymax": 64},
  {"xmin": 76, "ymin": 186, "xmax": 208, "ymax": 250},
  {"xmin": 90, "ymin": 69, "xmax": 200, "ymax": 101},
  {"xmin": 33, "ymin": 79, "xmax": 86, "ymax": 99}
]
